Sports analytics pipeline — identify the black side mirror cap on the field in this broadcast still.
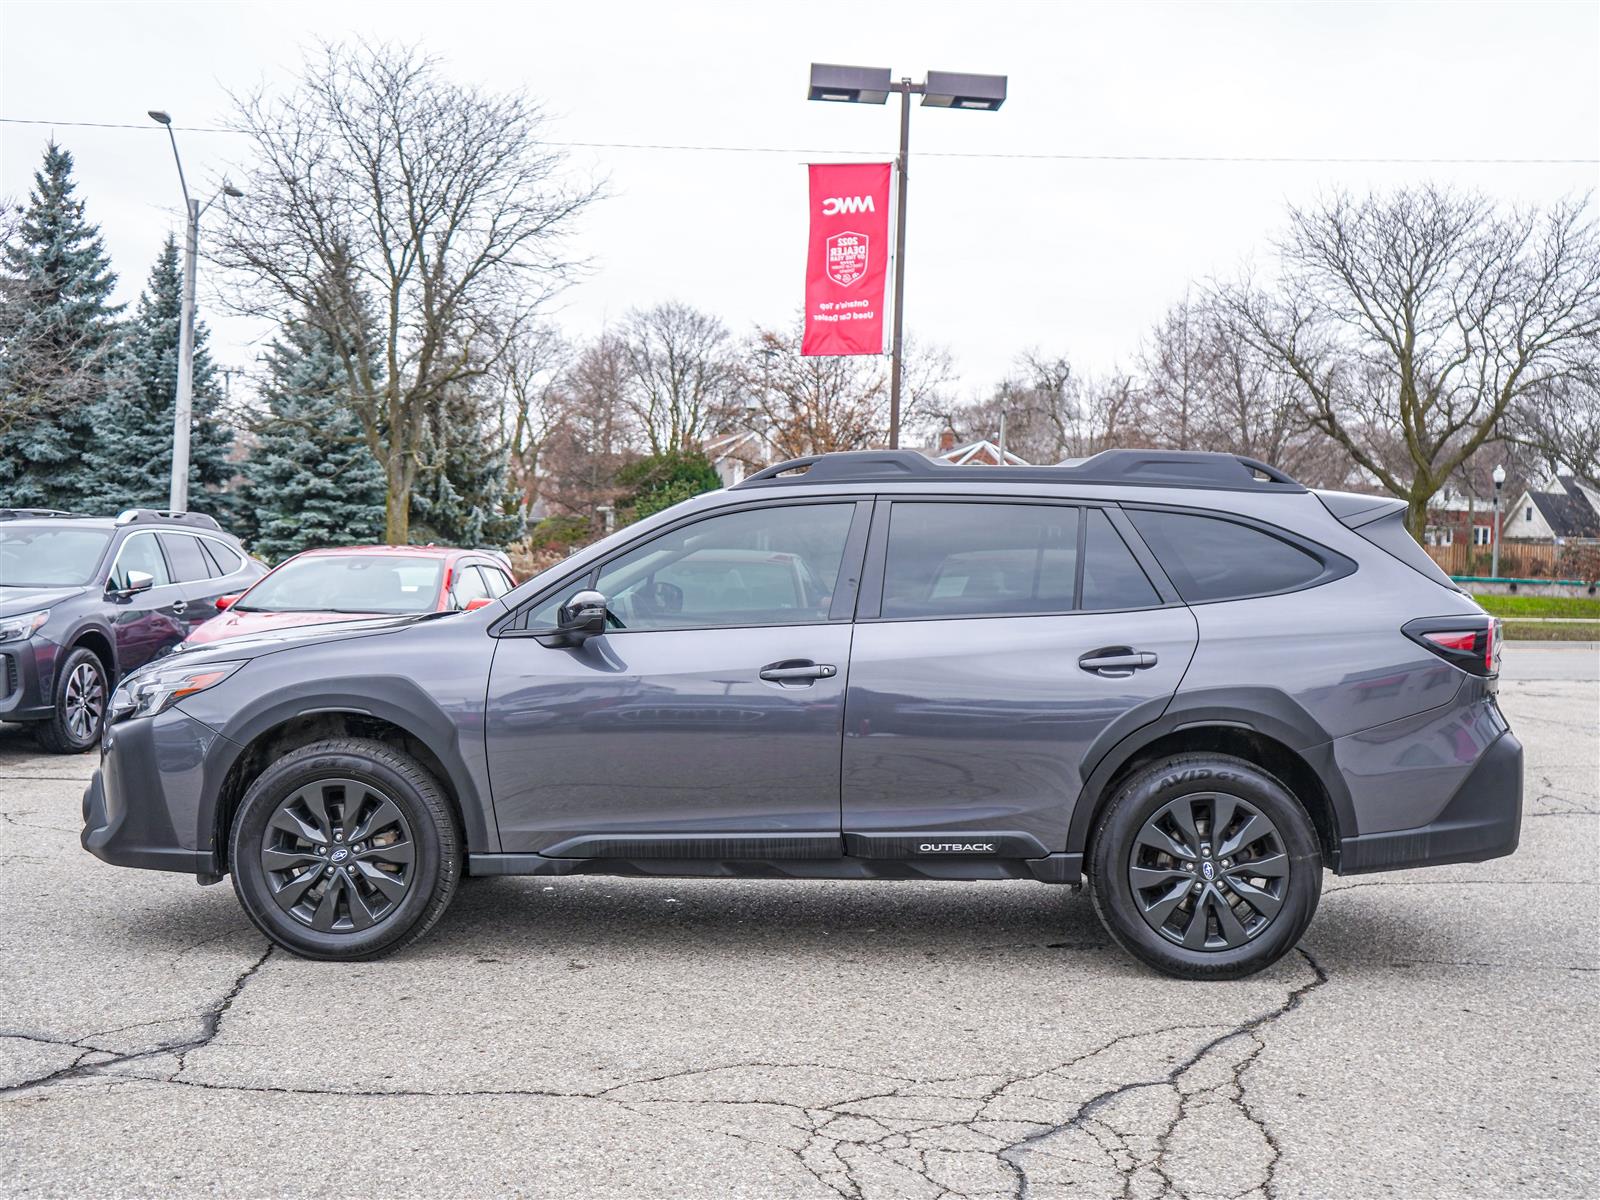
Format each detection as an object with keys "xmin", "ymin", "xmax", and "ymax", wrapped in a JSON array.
[{"xmin": 532, "ymin": 589, "xmax": 609, "ymax": 648}]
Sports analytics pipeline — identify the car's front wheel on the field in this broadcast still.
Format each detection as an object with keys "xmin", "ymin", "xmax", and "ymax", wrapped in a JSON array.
[
  {"xmin": 1088, "ymin": 753, "xmax": 1322, "ymax": 980},
  {"xmin": 229, "ymin": 739, "xmax": 461, "ymax": 960},
  {"xmin": 33, "ymin": 646, "xmax": 108, "ymax": 754}
]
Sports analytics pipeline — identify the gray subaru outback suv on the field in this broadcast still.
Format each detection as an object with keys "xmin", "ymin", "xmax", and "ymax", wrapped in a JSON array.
[{"xmin": 82, "ymin": 450, "xmax": 1521, "ymax": 979}]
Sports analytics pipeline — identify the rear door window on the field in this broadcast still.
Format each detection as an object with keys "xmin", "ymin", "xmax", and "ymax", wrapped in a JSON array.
[
  {"xmin": 1127, "ymin": 509, "xmax": 1326, "ymax": 603},
  {"xmin": 159, "ymin": 534, "xmax": 212, "ymax": 583},
  {"xmin": 1081, "ymin": 510, "xmax": 1160, "ymax": 610},
  {"xmin": 882, "ymin": 503, "xmax": 1079, "ymax": 619},
  {"xmin": 480, "ymin": 565, "xmax": 515, "ymax": 597},
  {"xmin": 200, "ymin": 538, "xmax": 245, "ymax": 576}
]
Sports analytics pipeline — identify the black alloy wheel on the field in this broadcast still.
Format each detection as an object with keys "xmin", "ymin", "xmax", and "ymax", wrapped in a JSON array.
[
  {"xmin": 260, "ymin": 778, "xmax": 417, "ymax": 933},
  {"xmin": 1088, "ymin": 752, "xmax": 1321, "ymax": 980},
  {"xmin": 1128, "ymin": 792, "xmax": 1289, "ymax": 950},
  {"xmin": 230, "ymin": 739, "xmax": 461, "ymax": 960}
]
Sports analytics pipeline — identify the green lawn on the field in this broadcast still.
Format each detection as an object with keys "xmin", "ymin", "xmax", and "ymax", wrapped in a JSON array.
[
  {"xmin": 1500, "ymin": 620, "xmax": 1600, "ymax": 642},
  {"xmin": 1473, "ymin": 593, "xmax": 1600, "ymax": 619}
]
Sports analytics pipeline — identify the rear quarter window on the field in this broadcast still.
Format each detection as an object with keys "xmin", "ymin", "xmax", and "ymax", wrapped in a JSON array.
[{"xmin": 1127, "ymin": 509, "xmax": 1338, "ymax": 603}]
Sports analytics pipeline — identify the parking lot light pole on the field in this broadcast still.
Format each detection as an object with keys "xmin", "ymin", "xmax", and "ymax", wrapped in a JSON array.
[
  {"xmin": 147, "ymin": 110, "xmax": 243, "ymax": 513},
  {"xmin": 808, "ymin": 65, "xmax": 1006, "ymax": 449},
  {"xmin": 1492, "ymin": 463, "xmax": 1506, "ymax": 578}
]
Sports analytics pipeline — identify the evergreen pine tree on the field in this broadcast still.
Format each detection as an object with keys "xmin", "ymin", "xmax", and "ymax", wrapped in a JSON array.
[
  {"xmin": 79, "ymin": 235, "xmax": 235, "ymax": 514},
  {"xmin": 0, "ymin": 142, "xmax": 123, "ymax": 509},
  {"xmin": 409, "ymin": 386, "xmax": 524, "ymax": 547},
  {"xmin": 236, "ymin": 317, "xmax": 386, "ymax": 560}
]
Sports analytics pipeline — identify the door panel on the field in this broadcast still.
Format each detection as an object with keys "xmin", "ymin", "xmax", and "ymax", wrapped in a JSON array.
[
  {"xmin": 486, "ymin": 623, "xmax": 854, "ymax": 854},
  {"xmin": 105, "ymin": 532, "xmax": 184, "ymax": 674},
  {"xmin": 841, "ymin": 608, "xmax": 1198, "ymax": 852},
  {"xmin": 160, "ymin": 533, "xmax": 224, "ymax": 634}
]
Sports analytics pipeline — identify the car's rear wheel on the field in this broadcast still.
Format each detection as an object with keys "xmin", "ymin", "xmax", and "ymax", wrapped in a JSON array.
[
  {"xmin": 33, "ymin": 646, "xmax": 108, "ymax": 754},
  {"xmin": 1088, "ymin": 753, "xmax": 1321, "ymax": 980},
  {"xmin": 229, "ymin": 739, "xmax": 461, "ymax": 960}
]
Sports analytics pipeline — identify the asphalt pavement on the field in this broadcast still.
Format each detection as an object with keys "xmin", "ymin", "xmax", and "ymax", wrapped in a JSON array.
[{"xmin": 1, "ymin": 645, "xmax": 1595, "ymax": 1198}]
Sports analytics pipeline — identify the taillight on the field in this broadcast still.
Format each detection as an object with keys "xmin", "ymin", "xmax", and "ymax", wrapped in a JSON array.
[{"xmin": 1404, "ymin": 617, "xmax": 1498, "ymax": 677}]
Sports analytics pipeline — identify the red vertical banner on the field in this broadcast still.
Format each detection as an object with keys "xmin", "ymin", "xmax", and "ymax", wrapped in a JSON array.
[{"xmin": 802, "ymin": 162, "xmax": 893, "ymax": 356}]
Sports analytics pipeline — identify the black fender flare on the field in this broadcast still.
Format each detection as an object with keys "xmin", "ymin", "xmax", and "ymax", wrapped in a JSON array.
[
  {"xmin": 200, "ymin": 681, "xmax": 497, "ymax": 859},
  {"xmin": 1063, "ymin": 686, "xmax": 1356, "ymax": 857}
]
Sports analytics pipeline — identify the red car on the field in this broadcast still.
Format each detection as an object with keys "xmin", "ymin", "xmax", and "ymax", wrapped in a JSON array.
[{"xmin": 183, "ymin": 545, "xmax": 517, "ymax": 646}]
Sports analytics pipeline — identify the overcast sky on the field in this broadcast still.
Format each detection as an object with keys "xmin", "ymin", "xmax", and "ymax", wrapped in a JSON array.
[{"xmin": 3, "ymin": 0, "xmax": 1596, "ymax": 404}]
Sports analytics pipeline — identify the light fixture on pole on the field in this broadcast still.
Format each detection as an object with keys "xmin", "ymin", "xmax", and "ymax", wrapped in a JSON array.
[
  {"xmin": 148, "ymin": 110, "xmax": 243, "ymax": 513},
  {"xmin": 807, "ymin": 63, "xmax": 1006, "ymax": 449},
  {"xmin": 1491, "ymin": 463, "xmax": 1506, "ymax": 579}
]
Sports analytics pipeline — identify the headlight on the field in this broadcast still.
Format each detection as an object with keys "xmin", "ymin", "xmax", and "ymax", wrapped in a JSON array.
[
  {"xmin": 109, "ymin": 660, "xmax": 246, "ymax": 723},
  {"xmin": 0, "ymin": 609, "xmax": 50, "ymax": 643}
]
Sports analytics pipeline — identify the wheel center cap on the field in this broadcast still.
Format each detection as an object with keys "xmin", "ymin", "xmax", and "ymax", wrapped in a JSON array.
[
  {"xmin": 1201, "ymin": 860, "xmax": 1216, "ymax": 880},
  {"xmin": 330, "ymin": 847, "xmax": 349, "ymax": 863}
]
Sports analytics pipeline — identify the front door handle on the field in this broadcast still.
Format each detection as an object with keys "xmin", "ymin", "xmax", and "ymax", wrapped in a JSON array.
[
  {"xmin": 1078, "ymin": 647, "xmax": 1157, "ymax": 677},
  {"xmin": 169, "ymin": 599, "xmax": 188, "ymax": 616},
  {"xmin": 759, "ymin": 660, "xmax": 838, "ymax": 685}
]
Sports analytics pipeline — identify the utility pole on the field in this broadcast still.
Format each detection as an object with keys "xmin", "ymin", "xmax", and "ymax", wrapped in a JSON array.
[
  {"xmin": 1492, "ymin": 464, "xmax": 1506, "ymax": 579},
  {"xmin": 172, "ymin": 194, "xmax": 199, "ymax": 512},
  {"xmin": 147, "ymin": 110, "xmax": 242, "ymax": 512},
  {"xmin": 888, "ymin": 78, "xmax": 914, "ymax": 449}
]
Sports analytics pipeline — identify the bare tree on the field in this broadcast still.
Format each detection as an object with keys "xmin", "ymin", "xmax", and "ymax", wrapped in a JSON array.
[
  {"xmin": 536, "ymin": 332, "xmax": 635, "ymax": 520},
  {"xmin": 618, "ymin": 302, "xmax": 736, "ymax": 454},
  {"xmin": 1509, "ymin": 367, "xmax": 1600, "ymax": 489},
  {"xmin": 213, "ymin": 41, "xmax": 599, "ymax": 541},
  {"xmin": 493, "ymin": 322, "xmax": 569, "ymax": 509},
  {"xmin": 1138, "ymin": 295, "xmax": 1334, "ymax": 480},
  {"xmin": 744, "ymin": 320, "xmax": 950, "ymax": 457},
  {"xmin": 1140, "ymin": 297, "xmax": 1204, "ymax": 451},
  {"xmin": 958, "ymin": 351, "xmax": 1145, "ymax": 463},
  {"xmin": 1216, "ymin": 187, "xmax": 1600, "ymax": 534}
]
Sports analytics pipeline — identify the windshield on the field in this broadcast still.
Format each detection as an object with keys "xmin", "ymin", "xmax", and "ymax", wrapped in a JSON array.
[
  {"xmin": 235, "ymin": 554, "xmax": 444, "ymax": 615},
  {"xmin": 0, "ymin": 525, "xmax": 112, "ymax": 587}
]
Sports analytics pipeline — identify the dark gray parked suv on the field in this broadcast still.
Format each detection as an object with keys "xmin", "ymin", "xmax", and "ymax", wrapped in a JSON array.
[
  {"xmin": 81, "ymin": 451, "xmax": 1521, "ymax": 978},
  {"xmin": 1, "ymin": 509, "xmax": 264, "ymax": 753}
]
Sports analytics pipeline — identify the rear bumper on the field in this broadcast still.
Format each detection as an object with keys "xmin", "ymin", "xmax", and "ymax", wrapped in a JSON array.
[{"xmin": 1336, "ymin": 729, "xmax": 1523, "ymax": 874}]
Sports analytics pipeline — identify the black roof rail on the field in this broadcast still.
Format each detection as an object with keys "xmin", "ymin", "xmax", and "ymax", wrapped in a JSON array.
[
  {"xmin": 0, "ymin": 508, "xmax": 79, "ymax": 520},
  {"xmin": 114, "ymin": 508, "xmax": 223, "ymax": 531},
  {"xmin": 732, "ymin": 448, "xmax": 1305, "ymax": 493}
]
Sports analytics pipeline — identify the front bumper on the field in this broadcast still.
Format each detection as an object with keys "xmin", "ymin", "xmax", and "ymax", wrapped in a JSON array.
[
  {"xmin": 81, "ymin": 708, "xmax": 226, "ymax": 875},
  {"xmin": 0, "ymin": 637, "xmax": 57, "ymax": 722},
  {"xmin": 1337, "ymin": 729, "xmax": 1523, "ymax": 873}
]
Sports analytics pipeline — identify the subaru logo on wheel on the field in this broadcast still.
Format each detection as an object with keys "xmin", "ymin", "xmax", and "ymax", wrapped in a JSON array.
[
  {"xmin": 331, "ymin": 848, "xmax": 349, "ymax": 863},
  {"xmin": 1202, "ymin": 861, "xmax": 1215, "ymax": 880}
]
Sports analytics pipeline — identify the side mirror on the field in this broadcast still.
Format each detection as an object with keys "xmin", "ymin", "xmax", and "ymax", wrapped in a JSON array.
[
  {"xmin": 215, "ymin": 593, "xmax": 241, "ymax": 611},
  {"xmin": 111, "ymin": 570, "xmax": 155, "ymax": 600},
  {"xmin": 464, "ymin": 596, "xmax": 495, "ymax": 612},
  {"xmin": 543, "ymin": 589, "xmax": 609, "ymax": 647}
]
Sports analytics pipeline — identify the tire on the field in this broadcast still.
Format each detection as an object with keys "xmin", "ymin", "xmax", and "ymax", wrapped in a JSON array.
[
  {"xmin": 229, "ymin": 738, "xmax": 462, "ymax": 961},
  {"xmin": 1088, "ymin": 753, "xmax": 1322, "ymax": 981},
  {"xmin": 33, "ymin": 646, "xmax": 109, "ymax": 754}
]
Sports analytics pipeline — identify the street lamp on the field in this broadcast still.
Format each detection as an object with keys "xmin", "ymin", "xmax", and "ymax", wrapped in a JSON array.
[
  {"xmin": 1491, "ymin": 464, "xmax": 1507, "ymax": 579},
  {"xmin": 808, "ymin": 63, "xmax": 1006, "ymax": 449},
  {"xmin": 147, "ymin": 110, "xmax": 243, "ymax": 512}
]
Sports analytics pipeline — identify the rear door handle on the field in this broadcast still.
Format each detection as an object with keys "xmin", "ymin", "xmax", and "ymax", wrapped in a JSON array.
[
  {"xmin": 1078, "ymin": 647, "xmax": 1157, "ymax": 677},
  {"xmin": 759, "ymin": 660, "xmax": 838, "ymax": 685},
  {"xmin": 169, "ymin": 599, "xmax": 188, "ymax": 616}
]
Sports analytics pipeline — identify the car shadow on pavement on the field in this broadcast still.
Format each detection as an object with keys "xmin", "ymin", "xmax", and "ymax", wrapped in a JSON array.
[{"xmin": 82, "ymin": 868, "xmax": 1524, "ymax": 980}]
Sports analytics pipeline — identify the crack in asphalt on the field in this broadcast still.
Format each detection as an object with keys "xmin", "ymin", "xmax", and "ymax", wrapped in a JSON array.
[
  {"xmin": 0, "ymin": 945, "xmax": 274, "ymax": 1098},
  {"xmin": 995, "ymin": 947, "xmax": 1328, "ymax": 1200},
  {"xmin": 0, "ymin": 941, "xmax": 1330, "ymax": 1200}
]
